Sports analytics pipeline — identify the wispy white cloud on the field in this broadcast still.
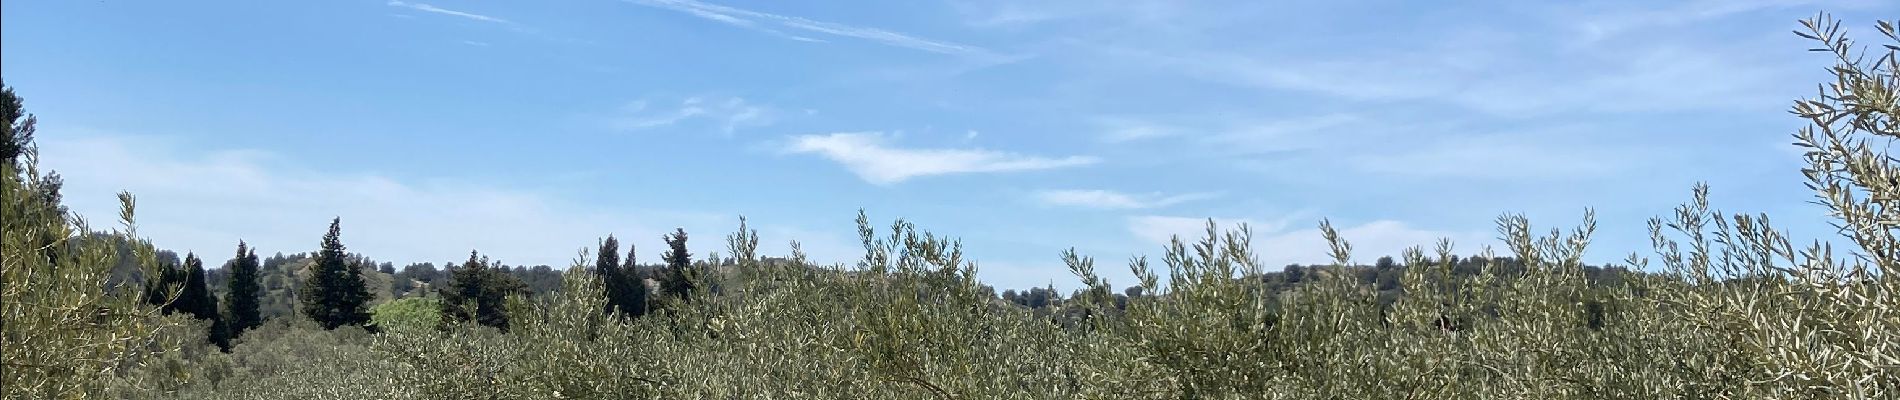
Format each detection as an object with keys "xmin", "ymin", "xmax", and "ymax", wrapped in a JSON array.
[
  {"xmin": 611, "ymin": 96, "xmax": 774, "ymax": 134},
  {"xmin": 1092, "ymin": 113, "xmax": 1369, "ymax": 159},
  {"xmin": 948, "ymin": 0, "xmax": 1190, "ymax": 29},
  {"xmin": 1252, "ymin": 220, "xmax": 1491, "ymax": 267},
  {"xmin": 623, "ymin": 0, "xmax": 996, "ymax": 57},
  {"xmin": 387, "ymin": 1, "xmax": 513, "ymax": 25},
  {"xmin": 1084, "ymin": 2, "xmax": 1811, "ymax": 117},
  {"xmin": 1200, "ymin": 113, "xmax": 1361, "ymax": 154},
  {"xmin": 1566, "ymin": 0, "xmax": 1829, "ymax": 44},
  {"xmin": 1093, "ymin": 117, "xmax": 1180, "ymax": 143},
  {"xmin": 1034, "ymin": 189, "xmax": 1216, "ymax": 210},
  {"xmin": 1353, "ymin": 129, "xmax": 1644, "ymax": 179},
  {"xmin": 1127, "ymin": 215, "xmax": 1491, "ymax": 267},
  {"xmin": 785, "ymin": 132, "xmax": 1098, "ymax": 184},
  {"xmin": 35, "ymin": 134, "xmax": 784, "ymax": 268},
  {"xmin": 462, "ymin": 40, "xmax": 491, "ymax": 47},
  {"xmin": 1126, "ymin": 215, "xmax": 1285, "ymax": 245}
]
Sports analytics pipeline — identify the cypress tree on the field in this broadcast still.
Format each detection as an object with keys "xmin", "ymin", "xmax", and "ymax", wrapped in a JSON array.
[
  {"xmin": 176, "ymin": 253, "xmax": 218, "ymax": 320},
  {"xmin": 596, "ymin": 235, "xmax": 620, "ymax": 273},
  {"xmin": 595, "ymin": 236, "xmax": 649, "ymax": 318},
  {"xmin": 179, "ymin": 254, "xmax": 232, "ymax": 349},
  {"xmin": 620, "ymin": 245, "xmax": 648, "ymax": 316},
  {"xmin": 660, "ymin": 228, "xmax": 694, "ymax": 303},
  {"xmin": 224, "ymin": 241, "xmax": 263, "ymax": 338},
  {"xmin": 149, "ymin": 253, "xmax": 230, "ymax": 350},
  {"xmin": 439, "ymin": 250, "xmax": 523, "ymax": 331},
  {"xmin": 300, "ymin": 218, "xmax": 371, "ymax": 329},
  {"xmin": 595, "ymin": 236, "xmax": 624, "ymax": 315},
  {"xmin": 143, "ymin": 259, "xmax": 185, "ymax": 312}
]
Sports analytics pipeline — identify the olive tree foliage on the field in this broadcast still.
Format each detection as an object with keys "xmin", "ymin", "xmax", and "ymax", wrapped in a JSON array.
[
  {"xmin": 1684, "ymin": 13, "xmax": 1900, "ymax": 397},
  {"xmin": 165, "ymin": 319, "xmax": 410, "ymax": 400},
  {"xmin": 1, "ymin": 87, "xmax": 179, "ymax": 398},
  {"xmin": 1054, "ymin": 15, "xmax": 1900, "ymax": 399}
]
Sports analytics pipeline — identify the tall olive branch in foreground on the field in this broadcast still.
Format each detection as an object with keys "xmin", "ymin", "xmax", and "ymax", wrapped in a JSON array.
[{"xmin": 1, "ymin": 82, "xmax": 179, "ymax": 398}]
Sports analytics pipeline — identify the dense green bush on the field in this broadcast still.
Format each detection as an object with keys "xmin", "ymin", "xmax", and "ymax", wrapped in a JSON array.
[
  {"xmin": 6, "ymin": 14, "xmax": 1900, "ymax": 400},
  {"xmin": 369, "ymin": 297, "xmax": 441, "ymax": 332}
]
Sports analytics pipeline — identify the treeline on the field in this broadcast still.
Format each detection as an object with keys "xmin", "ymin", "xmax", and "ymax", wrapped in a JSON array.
[
  {"xmin": 106, "ymin": 215, "xmax": 723, "ymax": 343},
  {"xmin": 140, "ymin": 218, "xmax": 1650, "ymax": 352}
]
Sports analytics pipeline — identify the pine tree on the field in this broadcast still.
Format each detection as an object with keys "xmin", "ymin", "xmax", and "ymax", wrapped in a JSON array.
[
  {"xmin": 439, "ymin": 250, "xmax": 524, "ymax": 331},
  {"xmin": 660, "ymin": 228, "xmax": 695, "ymax": 303},
  {"xmin": 300, "ymin": 218, "xmax": 371, "ymax": 329},
  {"xmin": 224, "ymin": 240, "xmax": 263, "ymax": 338}
]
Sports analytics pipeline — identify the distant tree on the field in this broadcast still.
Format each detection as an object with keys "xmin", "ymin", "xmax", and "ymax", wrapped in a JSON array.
[
  {"xmin": 175, "ymin": 254, "xmax": 218, "ymax": 318},
  {"xmin": 596, "ymin": 235, "xmax": 621, "ymax": 273},
  {"xmin": 1123, "ymin": 286, "xmax": 1144, "ymax": 299},
  {"xmin": 224, "ymin": 240, "xmax": 263, "ymax": 338},
  {"xmin": 438, "ymin": 250, "xmax": 525, "ymax": 331},
  {"xmin": 147, "ymin": 253, "xmax": 230, "ymax": 349},
  {"xmin": 300, "ymin": 218, "xmax": 372, "ymax": 329},
  {"xmin": 619, "ymin": 247, "xmax": 649, "ymax": 309},
  {"xmin": 183, "ymin": 254, "xmax": 233, "ymax": 349},
  {"xmin": 143, "ymin": 259, "xmax": 185, "ymax": 312},
  {"xmin": 155, "ymin": 250, "xmax": 181, "ymax": 269},
  {"xmin": 378, "ymin": 262, "xmax": 395, "ymax": 275},
  {"xmin": 396, "ymin": 262, "xmax": 441, "ymax": 296},
  {"xmin": 595, "ymin": 235, "xmax": 650, "ymax": 318},
  {"xmin": 523, "ymin": 265, "xmax": 562, "ymax": 295},
  {"xmin": 1283, "ymin": 264, "xmax": 1306, "ymax": 283},
  {"xmin": 262, "ymin": 252, "xmax": 304, "ymax": 274},
  {"xmin": 1375, "ymin": 256, "xmax": 1398, "ymax": 271},
  {"xmin": 1026, "ymin": 286, "xmax": 1053, "ymax": 309},
  {"xmin": 390, "ymin": 273, "xmax": 417, "ymax": 297},
  {"xmin": 659, "ymin": 228, "xmax": 695, "ymax": 303},
  {"xmin": 1, "ymin": 84, "xmax": 36, "ymax": 165}
]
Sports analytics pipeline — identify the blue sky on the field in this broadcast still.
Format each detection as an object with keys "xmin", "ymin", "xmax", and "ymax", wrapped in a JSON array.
[{"xmin": 3, "ymin": 0, "xmax": 1891, "ymax": 290}]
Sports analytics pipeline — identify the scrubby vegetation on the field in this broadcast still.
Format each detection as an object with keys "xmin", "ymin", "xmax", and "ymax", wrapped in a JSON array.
[{"xmin": 5, "ymin": 15, "xmax": 1899, "ymax": 400}]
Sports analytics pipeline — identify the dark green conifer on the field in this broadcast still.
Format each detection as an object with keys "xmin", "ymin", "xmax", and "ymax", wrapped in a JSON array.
[
  {"xmin": 659, "ymin": 228, "xmax": 695, "ymax": 303},
  {"xmin": 439, "ymin": 250, "xmax": 524, "ymax": 331},
  {"xmin": 299, "ymin": 218, "xmax": 371, "ymax": 329},
  {"xmin": 225, "ymin": 241, "xmax": 263, "ymax": 338},
  {"xmin": 595, "ymin": 235, "xmax": 649, "ymax": 318}
]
